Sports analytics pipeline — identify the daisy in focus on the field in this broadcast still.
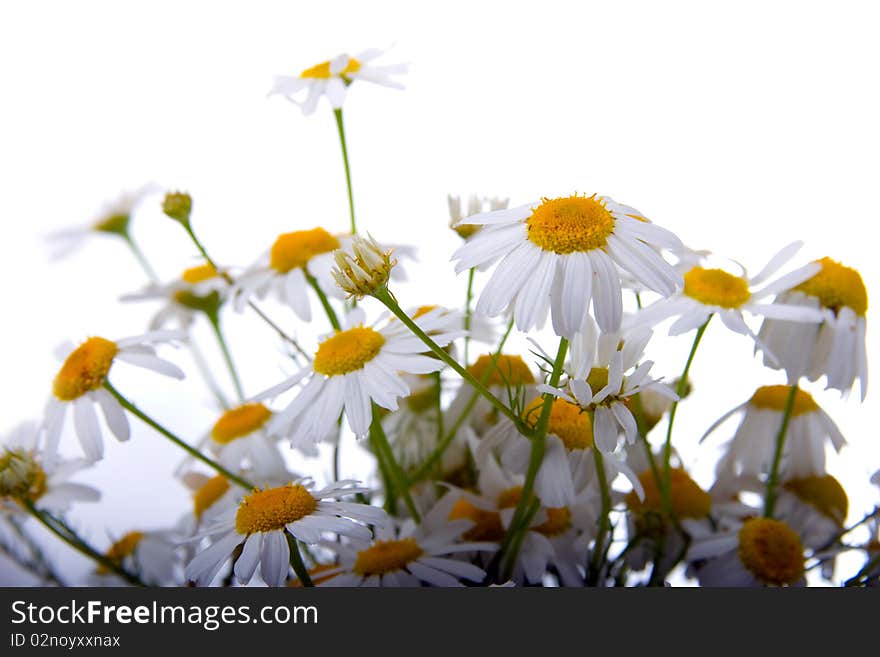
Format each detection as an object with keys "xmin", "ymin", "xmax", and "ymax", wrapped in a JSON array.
[
  {"xmin": 185, "ymin": 479, "xmax": 385, "ymax": 587},
  {"xmin": 451, "ymin": 194, "xmax": 684, "ymax": 336},
  {"xmin": 42, "ymin": 331, "xmax": 186, "ymax": 463},
  {"xmin": 256, "ymin": 306, "xmax": 463, "ymax": 450},
  {"xmin": 757, "ymin": 256, "xmax": 868, "ymax": 400},
  {"xmin": 270, "ymin": 49, "xmax": 407, "ymax": 115}
]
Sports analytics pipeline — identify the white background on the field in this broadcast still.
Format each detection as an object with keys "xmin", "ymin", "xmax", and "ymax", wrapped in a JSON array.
[{"xmin": 1, "ymin": 0, "xmax": 877, "ymax": 584}]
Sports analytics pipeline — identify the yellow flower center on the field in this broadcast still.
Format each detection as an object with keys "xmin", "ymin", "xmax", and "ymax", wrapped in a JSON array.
[
  {"xmin": 300, "ymin": 58, "xmax": 361, "ymax": 79},
  {"xmin": 0, "ymin": 450, "xmax": 47, "ymax": 500},
  {"xmin": 181, "ymin": 263, "xmax": 218, "ymax": 284},
  {"xmin": 93, "ymin": 212, "xmax": 130, "ymax": 235},
  {"xmin": 448, "ymin": 498, "xmax": 505, "ymax": 542},
  {"xmin": 626, "ymin": 468, "xmax": 711, "ymax": 520},
  {"xmin": 526, "ymin": 195, "xmax": 615, "ymax": 254},
  {"xmin": 737, "ymin": 518, "xmax": 805, "ymax": 586},
  {"xmin": 269, "ymin": 228, "xmax": 340, "ymax": 273},
  {"xmin": 522, "ymin": 398, "xmax": 593, "ymax": 451},
  {"xmin": 683, "ymin": 267, "xmax": 751, "ymax": 308},
  {"xmin": 452, "ymin": 223, "xmax": 480, "ymax": 240},
  {"xmin": 52, "ymin": 337, "xmax": 118, "ymax": 401},
  {"xmin": 783, "ymin": 475, "xmax": 848, "ymax": 525},
  {"xmin": 467, "ymin": 354, "xmax": 535, "ymax": 387},
  {"xmin": 749, "ymin": 385, "xmax": 818, "ymax": 417},
  {"xmin": 98, "ymin": 531, "xmax": 144, "ymax": 573},
  {"xmin": 235, "ymin": 484, "xmax": 318, "ymax": 534},
  {"xmin": 794, "ymin": 257, "xmax": 868, "ymax": 316},
  {"xmin": 211, "ymin": 403, "xmax": 273, "ymax": 445},
  {"xmin": 313, "ymin": 327, "xmax": 385, "ymax": 376},
  {"xmin": 495, "ymin": 487, "xmax": 569, "ymax": 536},
  {"xmin": 352, "ymin": 538, "xmax": 423, "ymax": 577},
  {"xmin": 193, "ymin": 475, "xmax": 230, "ymax": 519}
]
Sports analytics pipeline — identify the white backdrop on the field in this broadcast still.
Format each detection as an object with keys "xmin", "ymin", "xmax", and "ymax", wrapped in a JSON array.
[{"xmin": 1, "ymin": 0, "xmax": 877, "ymax": 584}]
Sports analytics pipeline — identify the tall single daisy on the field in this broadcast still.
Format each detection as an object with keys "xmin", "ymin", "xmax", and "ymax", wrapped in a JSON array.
[
  {"xmin": 185, "ymin": 479, "xmax": 386, "ymax": 587},
  {"xmin": 757, "ymin": 257, "xmax": 868, "ymax": 400},
  {"xmin": 270, "ymin": 49, "xmax": 407, "ymax": 115},
  {"xmin": 451, "ymin": 194, "xmax": 684, "ymax": 336},
  {"xmin": 255, "ymin": 307, "xmax": 463, "ymax": 450},
  {"xmin": 42, "ymin": 331, "xmax": 186, "ymax": 463}
]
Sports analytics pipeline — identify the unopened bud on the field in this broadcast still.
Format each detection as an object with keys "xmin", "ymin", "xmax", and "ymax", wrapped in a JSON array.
[
  {"xmin": 162, "ymin": 191, "xmax": 192, "ymax": 225},
  {"xmin": 331, "ymin": 234, "xmax": 397, "ymax": 298}
]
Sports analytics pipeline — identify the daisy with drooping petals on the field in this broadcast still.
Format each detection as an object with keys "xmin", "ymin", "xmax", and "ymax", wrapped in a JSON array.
[
  {"xmin": 705, "ymin": 385, "xmax": 847, "ymax": 490},
  {"xmin": 256, "ymin": 307, "xmax": 463, "ymax": 451},
  {"xmin": 270, "ymin": 49, "xmax": 407, "ymax": 115},
  {"xmin": 757, "ymin": 257, "xmax": 868, "ymax": 400},
  {"xmin": 631, "ymin": 242, "xmax": 823, "ymax": 357},
  {"xmin": 41, "ymin": 331, "xmax": 186, "ymax": 463},
  {"xmin": 451, "ymin": 194, "xmax": 684, "ymax": 336},
  {"xmin": 185, "ymin": 479, "xmax": 385, "ymax": 587}
]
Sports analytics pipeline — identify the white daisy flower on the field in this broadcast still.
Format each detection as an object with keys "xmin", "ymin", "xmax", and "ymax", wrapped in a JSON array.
[
  {"xmin": 687, "ymin": 516, "xmax": 806, "ymax": 587},
  {"xmin": 0, "ymin": 422, "xmax": 99, "ymax": 515},
  {"xmin": 448, "ymin": 194, "xmax": 509, "ymax": 241},
  {"xmin": 451, "ymin": 194, "xmax": 684, "ymax": 336},
  {"xmin": 757, "ymin": 257, "xmax": 868, "ymax": 400},
  {"xmin": 313, "ymin": 496, "xmax": 491, "ymax": 587},
  {"xmin": 270, "ymin": 49, "xmax": 407, "ymax": 115},
  {"xmin": 631, "ymin": 242, "xmax": 823, "ymax": 357},
  {"xmin": 381, "ymin": 374, "xmax": 443, "ymax": 472},
  {"xmin": 255, "ymin": 306, "xmax": 463, "ymax": 451},
  {"xmin": 90, "ymin": 530, "xmax": 180, "ymax": 586},
  {"xmin": 41, "ymin": 331, "xmax": 186, "ymax": 463},
  {"xmin": 185, "ymin": 479, "xmax": 386, "ymax": 587},
  {"xmin": 704, "ymin": 385, "xmax": 847, "ymax": 487}
]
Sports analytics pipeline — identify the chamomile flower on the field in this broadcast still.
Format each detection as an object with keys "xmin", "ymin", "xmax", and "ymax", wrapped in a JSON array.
[
  {"xmin": 92, "ymin": 530, "xmax": 180, "ymax": 586},
  {"xmin": 451, "ymin": 194, "xmax": 684, "ymax": 336},
  {"xmin": 382, "ymin": 374, "xmax": 443, "ymax": 471},
  {"xmin": 185, "ymin": 479, "xmax": 385, "ymax": 587},
  {"xmin": 41, "ymin": 331, "xmax": 186, "ymax": 463},
  {"xmin": 122, "ymin": 263, "xmax": 229, "ymax": 329},
  {"xmin": 256, "ymin": 307, "xmax": 463, "ymax": 450},
  {"xmin": 448, "ymin": 194, "xmax": 509, "ymax": 241},
  {"xmin": 687, "ymin": 516, "xmax": 806, "ymax": 587},
  {"xmin": 632, "ymin": 242, "xmax": 823, "ymax": 356},
  {"xmin": 270, "ymin": 49, "xmax": 407, "ymax": 115},
  {"xmin": 757, "ymin": 257, "xmax": 868, "ymax": 400},
  {"xmin": 705, "ymin": 385, "xmax": 847, "ymax": 487}
]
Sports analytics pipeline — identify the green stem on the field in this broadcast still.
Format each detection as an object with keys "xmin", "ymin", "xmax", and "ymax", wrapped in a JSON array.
[
  {"xmin": 845, "ymin": 552, "xmax": 880, "ymax": 587},
  {"xmin": 207, "ymin": 313, "xmax": 245, "ymax": 402},
  {"xmin": 187, "ymin": 337, "xmax": 231, "ymax": 409},
  {"xmin": 5, "ymin": 515, "xmax": 65, "ymax": 585},
  {"xmin": 22, "ymin": 500, "xmax": 144, "ymax": 586},
  {"xmin": 632, "ymin": 394, "xmax": 663, "ymax": 492},
  {"xmin": 305, "ymin": 270, "xmax": 342, "ymax": 331},
  {"xmin": 373, "ymin": 288, "xmax": 526, "ymax": 432},
  {"xmin": 588, "ymin": 447, "xmax": 612, "ymax": 585},
  {"xmin": 123, "ymin": 234, "xmax": 159, "ymax": 283},
  {"xmin": 284, "ymin": 533, "xmax": 313, "ymax": 587},
  {"xmin": 661, "ymin": 317, "xmax": 710, "ymax": 513},
  {"xmin": 104, "ymin": 381, "xmax": 253, "ymax": 490},
  {"xmin": 370, "ymin": 427, "xmax": 398, "ymax": 516},
  {"xmin": 369, "ymin": 405, "xmax": 421, "ymax": 522},
  {"xmin": 333, "ymin": 108, "xmax": 356, "ymax": 235},
  {"xmin": 463, "ymin": 268, "xmax": 476, "ymax": 367},
  {"xmin": 763, "ymin": 383, "xmax": 799, "ymax": 518}
]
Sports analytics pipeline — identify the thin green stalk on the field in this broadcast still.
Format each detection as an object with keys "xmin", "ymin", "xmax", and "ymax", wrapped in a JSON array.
[
  {"xmin": 370, "ymin": 405, "xmax": 421, "ymax": 522},
  {"xmin": 661, "ymin": 317, "xmax": 710, "ymax": 513},
  {"xmin": 103, "ymin": 381, "xmax": 253, "ymax": 490},
  {"xmin": 187, "ymin": 337, "xmax": 231, "ymax": 409},
  {"xmin": 588, "ymin": 447, "xmax": 612, "ymax": 585},
  {"xmin": 463, "ymin": 268, "xmax": 476, "ymax": 366},
  {"xmin": 432, "ymin": 371, "xmax": 444, "ymax": 444},
  {"xmin": 22, "ymin": 500, "xmax": 144, "ymax": 586},
  {"xmin": 845, "ymin": 552, "xmax": 880, "ymax": 587},
  {"xmin": 370, "ymin": 427, "xmax": 398, "ymax": 516},
  {"xmin": 333, "ymin": 108, "xmax": 356, "ymax": 235},
  {"xmin": 123, "ymin": 234, "xmax": 159, "ymax": 283},
  {"xmin": 305, "ymin": 270, "xmax": 342, "ymax": 331},
  {"xmin": 373, "ymin": 288, "xmax": 526, "ymax": 432},
  {"xmin": 6, "ymin": 515, "xmax": 65, "ymax": 585},
  {"xmin": 285, "ymin": 533, "xmax": 313, "ymax": 587},
  {"xmin": 207, "ymin": 313, "xmax": 245, "ymax": 402},
  {"xmin": 763, "ymin": 383, "xmax": 799, "ymax": 518}
]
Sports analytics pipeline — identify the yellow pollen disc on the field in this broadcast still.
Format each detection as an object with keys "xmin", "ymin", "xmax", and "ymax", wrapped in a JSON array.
[
  {"xmin": 467, "ymin": 354, "xmax": 535, "ymax": 387},
  {"xmin": 313, "ymin": 327, "xmax": 385, "ymax": 376},
  {"xmin": 300, "ymin": 58, "xmax": 361, "ymax": 79},
  {"xmin": 683, "ymin": 267, "xmax": 751, "ymax": 308},
  {"xmin": 452, "ymin": 223, "xmax": 480, "ymax": 240},
  {"xmin": 93, "ymin": 213, "xmax": 130, "ymax": 234},
  {"xmin": 526, "ymin": 195, "xmax": 615, "ymax": 254},
  {"xmin": 749, "ymin": 385, "xmax": 818, "ymax": 416},
  {"xmin": 795, "ymin": 257, "xmax": 868, "ymax": 316},
  {"xmin": 626, "ymin": 468, "xmax": 711, "ymax": 519},
  {"xmin": 497, "ymin": 486, "xmax": 523, "ymax": 510},
  {"xmin": 533, "ymin": 507, "xmax": 572, "ymax": 537},
  {"xmin": 783, "ymin": 475, "xmax": 848, "ymax": 525},
  {"xmin": 52, "ymin": 337, "xmax": 118, "ymax": 401},
  {"xmin": 737, "ymin": 518, "xmax": 805, "ymax": 586},
  {"xmin": 181, "ymin": 263, "xmax": 218, "ymax": 284},
  {"xmin": 269, "ymin": 228, "xmax": 340, "ymax": 273},
  {"xmin": 99, "ymin": 531, "xmax": 144, "ymax": 573},
  {"xmin": 193, "ymin": 475, "xmax": 230, "ymax": 519},
  {"xmin": 448, "ymin": 498, "xmax": 505, "ymax": 542},
  {"xmin": 352, "ymin": 538, "xmax": 423, "ymax": 577},
  {"xmin": 211, "ymin": 403, "xmax": 273, "ymax": 444},
  {"xmin": 235, "ymin": 484, "xmax": 317, "ymax": 534},
  {"xmin": 522, "ymin": 398, "xmax": 593, "ymax": 451}
]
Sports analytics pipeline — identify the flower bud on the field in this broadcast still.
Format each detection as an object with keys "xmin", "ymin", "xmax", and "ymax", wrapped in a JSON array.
[
  {"xmin": 331, "ymin": 234, "xmax": 397, "ymax": 298},
  {"xmin": 162, "ymin": 191, "xmax": 193, "ymax": 225}
]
